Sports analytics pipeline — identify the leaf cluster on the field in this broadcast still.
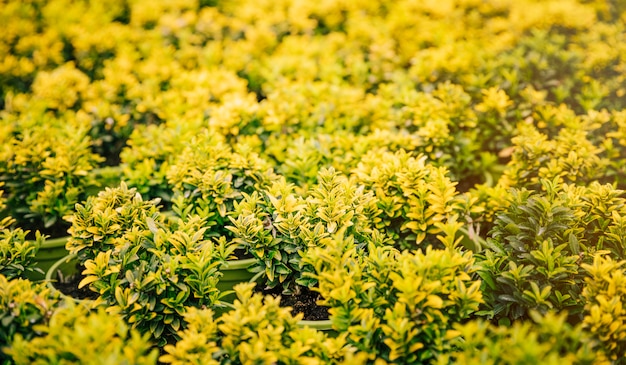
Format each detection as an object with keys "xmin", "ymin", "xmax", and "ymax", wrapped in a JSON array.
[
  {"xmin": 161, "ymin": 283, "xmax": 368, "ymax": 365},
  {"xmin": 304, "ymin": 235, "xmax": 482, "ymax": 364}
]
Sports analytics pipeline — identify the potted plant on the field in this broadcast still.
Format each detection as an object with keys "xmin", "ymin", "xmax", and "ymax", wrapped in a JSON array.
[
  {"xmin": 226, "ymin": 168, "xmax": 383, "ymax": 329},
  {"xmin": 164, "ymin": 130, "xmax": 280, "ymax": 296},
  {"xmin": 350, "ymin": 149, "xmax": 474, "ymax": 251},
  {"xmin": 4, "ymin": 302, "xmax": 159, "ymax": 365},
  {"xmin": 476, "ymin": 179, "xmax": 626, "ymax": 325},
  {"xmin": 435, "ymin": 311, "xmax": 602, "ymax": 364},
  {"xmin": 0, "ymin": 217, "xmax": 44, "ymax": 280},
  {"xmin": 0, "ymin": 112, "xmax": 104, "ymax": 239},
  {"xmin": 161, "ymin": 283, "xmax": 369, "ymax": 365},
  {"xmin": 63, "ymin": 183, "xmax": 236, "ymax": 345},
  {"xmin": 0, "ymin": 274, "xmax": 61, "ymax": 363},
  {"xmin": 302, "ymin": 233, "xmax": 484, "ymax": 364}
]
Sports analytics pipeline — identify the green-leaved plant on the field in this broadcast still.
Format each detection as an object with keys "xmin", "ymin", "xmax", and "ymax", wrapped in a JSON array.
[
  {"xmin": 6, "ymin": 302, "xmax": 158, "ymax": 365},
  {"xmin": 0, "ymin": 275, "xmax": 60, "ymax": 363},
  {"xmin": 478, "ymin": 179, "xmax": 626, "ymax": 324},
  {"xmin": 303, "ymin": 234, "xmax": 483, "ymax": 363},
  {"xmin": 0, "ymin": 219, "xmax": 43, "ymax": 280},
  {"xmin": 436, "ymin": 311, "xmax": 603, "ymax": 365},
  {"xmin": 227, "ymin": 168, "xmax": 381, "ymax": 293},
  {"xmin": 161, "ymin": 283, "xmax": 368, "ymax": 365}
]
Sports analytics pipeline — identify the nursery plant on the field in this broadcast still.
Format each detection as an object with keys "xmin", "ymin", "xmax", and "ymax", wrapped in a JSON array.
[
  {"xmin": 0, "ymin": 217, "xmax": 43, "ymax": 280},
  {"xmin": 66, "ymin": 183, "xmax": 234, "ymax": 345},
  {"xmin": 0, "ymin": 274, "xmax": 61, "ymax": 363},
  {"xmin": 436, "ymin": 311, "xmax": 603, "ymax": 364},
  {"xmin": 161, "ymin": 282, "xmax": 369, "ymax": 365},
  {"xmin": 226, "ymin": 167, "xmax": 381, "ymax": 295},
  {"xmin": 302, "ymin": 233, "xmax": 483, "ymax": 363},
  {"xmin": 65, "ymin": 182, "xmax": 164, "ymax": 265},
  {"xmin": 166, "ymin": 130, "xmax": 278, "ymax": 240},
  {"xmin": 0, "ymin": 117, "xmax": 104, "ymax": 237},
  {"xmin": 5, "ymin": 302, "xmax": 158, "ymax": 365},
  {"xmin": 478, "ymin": 179, "xmax": 626, "ymax": 324},
  {"xmin": 582, "ymin": 254, "xmax": 626, "ymax": 363},
  {"xmin": 351, "ymin": 149, "xmax": 474, "ymax": 251}
]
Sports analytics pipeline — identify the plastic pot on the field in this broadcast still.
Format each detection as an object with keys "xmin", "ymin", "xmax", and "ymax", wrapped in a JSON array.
[
  {"xmin": 26, "ymin": 236, "xmax": 71, "ymax": 281},
  {"xmin": 217, "ymin": 257, "xmax": 257, "ymax": 302},
  {"xmin": 45, "ymin": 254, "xmax": 93, "ymax": 306}
]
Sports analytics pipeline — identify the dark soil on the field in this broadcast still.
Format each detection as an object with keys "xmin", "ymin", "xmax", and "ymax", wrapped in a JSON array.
[
  {"xmin": 257, "ymin": 285, "xmax": 330, "ymax": 321},
  {"xmin": 51, "ymin": 265, "xmax": 100, "ymax": 301}
]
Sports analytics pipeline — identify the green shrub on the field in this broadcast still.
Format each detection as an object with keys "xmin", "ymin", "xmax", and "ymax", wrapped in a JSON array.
[
  {"xmin": 351, "ymin": 149, "xmax": 471, "ymax": 250},
  {"xmin": 437, "ymin": 311, "xmax": 603, "ymax": 365},
  {"xmin": 0, "ymin": 275, "xmax": 60, "ymax": 363},
  {"xmin": 478, "ymin": 180, "xmax": 626, "ymax": 323},
  {"xmin": 5, "ymin": 302, "xmax": 158, "ymax": 365},
  {"xmin": 478, "ymin": 182, "xmax": 583, "ymax": 322},
  {"xmin": 227, "ymin": 168, "xmax": 381, "ymax": 293},
  {"xmin": 582, "ymin": 254, "xmax": 626, "ymax": 364},
  {"xmin": 0, "ymin": 219, "xmax": 43, "ymax": 280},
  {"xmin": 161, "ymin": 283, "xmax": 368, "ymax": 365},
  {"xmin": 304, "ymin": 234, "xmax": 483, "ymax": 364}
]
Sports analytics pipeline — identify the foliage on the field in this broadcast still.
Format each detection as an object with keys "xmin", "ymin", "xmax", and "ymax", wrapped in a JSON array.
[
  {"xmin": 303, "ymin": 234, "xmax": 482, "ymax": 364},
  {"xmin": 0, "ymin": 219, "xmax": 43, "ymax": 280},
  {"xmin": 0, "ymin": 118, "xmax": 103, "ymax": 235},
  {"xmin": 161, "ymin": 283, "xmax": 368, "ymax": 365},
  {"xmin": 478, "ymin": 179, "xmax": 626, "ymax": 323},
  {"xmin": 227, "ymin": 168, "xmax": 381, "ymax": 293},
  {"xmin": 119, "ymin": 120, "xmax": 208, "ymax": 203},
  {"xmin": 5, "ymin": 302, "xmax": 158, "ymax": 365},
  {"xmin": 80, "ymin": 214, "xmax": 232, "ymax": 345},
  {"xmin": 65, "ymin": 182, "xmax": 164, "ymax": 265},
  {"xmin": 582, "ymin": 254, "xmax": 626, "ymax": 364},
  {"xmin": 498, "ymin": 117, "xmax": 607, "ymax": 191},
  {"xmin": 2, "ymin": 0, "xmax": 626, "ymax": 361},
  {"xmin": 437, "ymin": 311, "xmax": 604, "ymax": 365},
  {"xmin": 351, "ymin": 150, "xmax": 473, "ymax": 250},
  {"xmin": 167, "ymin": 130, "xmax": 278, "ymax": 240},
  {"xmin": 477, "ymin": 183, "xmax": 582, "ymax": 322},
  {"xmin": 0, "ymin": 275, "xmax": 60, "ymax": 363}
]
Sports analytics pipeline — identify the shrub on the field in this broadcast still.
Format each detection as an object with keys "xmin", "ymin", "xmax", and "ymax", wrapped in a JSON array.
[
  {"xmin": 478, "ymin": 180, "xmax": 626, "ymax": 323},
  {"xmin": 5, "ymin": 303, "xmax": 158, "ymax": 365},
  {"xmin": 80, "ymin": 213, "xmax": 232, "ymax": 345},
  {"xmin": 351, "ymin": 150, "xmax": 471, "ymax": 250},
  {"xmin": 119, "ymin": 119, "xmax": 210, "ymax": 203},
  {"xmin": 65, "ymin": 182, "xmax": 164, "ymax": 265},
  {"xmin": 227, "ymin": 168, "xmax": 381, "ymax": 293},
  {"xmin": 436, "ymin": 311, "xmax": 603, "ymax": 365},
  {"xmin": 0, "ymin": 118, "xmax": 103, "ymax": 236},
  {"xmin": 0, "ymin": 218, "xmax": 43, "ymax": 280},
  {"xmin": 304, "ymin": 234, "xmax": 483, "ymax": 364},
  {"xmin": 0, "ymin": 275, "xmax": 60, "ymax": 363},
  {"xmin": 478, "ymin": 181, "xmax": 583, "ymax": 323},
  {"xmin": 161, "ymin": 283, "xmax": 368, "ymax": 365},
  {"xmin": 582, "ymin": 254, "xmax": 626, "ymax": 364},
  {"xmin": 166, "ymin": 130, "xmax": 278, "ymax": 240}
]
